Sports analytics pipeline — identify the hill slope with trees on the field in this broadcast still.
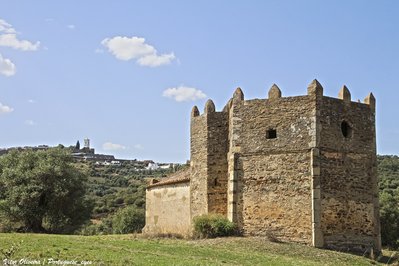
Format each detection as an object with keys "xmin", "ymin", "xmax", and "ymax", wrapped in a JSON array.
[{"xmin": 378, "ymin": 155, "xmax": 399, "ymax": 248}]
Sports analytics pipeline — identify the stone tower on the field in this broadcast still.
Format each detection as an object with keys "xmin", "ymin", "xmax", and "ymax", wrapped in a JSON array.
[
  {"xmin": 189, "ymin": 80, "xmax": 380, "ymax": 253},
  {"xmin": 190, "ymin": 100, "xmax": 229, "ymax": 218},
  {"xmin": 84, "ymin": 138, "xmax": 90, "ymax": 149}
]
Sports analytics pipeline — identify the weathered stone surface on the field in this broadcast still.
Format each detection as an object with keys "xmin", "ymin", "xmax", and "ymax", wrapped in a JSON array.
[
  {"xmin": 227, "ymin": 95, "xmax": 315, "ymax": 243},
  {"xmin": 268, "ymin": 84, "xmax": 282, "ymax": 99},
  {"xmin": 191, "ymin": 106, "xmax": 200, "ymax": 117},
  {"xmin": 233, "ymin": 87, "xmax": 244, "ymax": 101},
  {"xmin": 190, "ymin": 115, "xmax": 208, "ymax": 218},
  {"xmin": 239, "ymin": 152, "xmax": 312, "ymax": 243},
  {"xmin": 318, "ymin": 96, "xmax": 379, "ymax": 252},
  {"xmin": 144, "ymin": 182, "xmax": 191, "ymax": 236},
  {"xmin": 364, "ymin": 93, "xmax": 376, "ymax": 113},
  {"xmin": 204, "ymin": 99, "xmax": 215, "ymax": 113},
  {"xmin": 338, "ymin": 85, "xmax": 351, "ymax": 103},
  {"xmin": 206, "ymin": 112, "xmax": 229, "ymax": 215},
  {"xmin": 307, "ymin": 79, "xmax": 323, "ymax": 97}
]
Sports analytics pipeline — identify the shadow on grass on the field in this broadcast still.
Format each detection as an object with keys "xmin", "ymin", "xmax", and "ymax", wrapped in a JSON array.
[
  {"xmin": 323, "ymin": 246, "xmax": 398, "ymax": 265},
  {"xmin": 376, "ymin": 251, "xmax": 398, "ymax": 265}
]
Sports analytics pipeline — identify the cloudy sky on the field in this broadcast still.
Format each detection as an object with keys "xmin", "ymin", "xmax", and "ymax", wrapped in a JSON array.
[{"xmin": 0, "ymin": 1, "xmax": 398, "ymax": 162}]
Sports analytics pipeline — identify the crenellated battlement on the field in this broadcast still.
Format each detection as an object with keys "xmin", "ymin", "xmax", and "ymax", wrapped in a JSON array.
[{"xmin": 191, "ymin": 80, "xmax": 375, "ymax": 119}]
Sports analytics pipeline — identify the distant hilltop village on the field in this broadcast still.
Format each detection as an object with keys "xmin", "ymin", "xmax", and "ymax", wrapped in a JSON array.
[
  {"xmin": 0, "ymin": 138, "xmax": 113, "ymax": 161},
  {"xmin": 0, "ymin": 138, "xmax": 177, "ymax": 171}
]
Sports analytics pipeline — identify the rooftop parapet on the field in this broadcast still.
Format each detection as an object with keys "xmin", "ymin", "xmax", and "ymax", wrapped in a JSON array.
[
  {"xmin": 338, "ymin": 85, "xmax": 351, "ymax": 103},
  {"xmin": 204, "ymin": 99, "xmax": 216, "ymax": 114},
  {"xmin": 364, "ymin": 93, "xmax": 376, "ymax": 112},
  {"xmin": 268, "ymin": 84, "xmax": 282, "ymax": 99},
  {"xmin": 307, "ymin": 79, "xmax": 324, "ymax": 97},
  {"xmin": 223, "ymin": 98, "xmax": 233, "ymax": 112},
  {"xmin": 191, "ymin": 106, "xmax": 200, "ymax": 117},
  {"xmin": 192, "ymin": 79, "xmax": 376, "ymax": 117},
  {"xmin": 233, "ymin": 87, "xmax": 244, "ymax": 104}
]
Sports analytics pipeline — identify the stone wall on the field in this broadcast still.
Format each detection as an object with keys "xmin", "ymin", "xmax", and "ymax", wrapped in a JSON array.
[
  {"xmin": 228, "ymin": 94, "xmax": 316, "ymax": 243},
  {"xmin": 232, "ymin": 96, "xmax": 315, "ymax": 154},
  {"xmin": 240, "ymin": 152, "xmax": 312, "ymax": 243},
  {"xmin": 144, "ymin": 182, "xmax": 191, "ymax": 236},
  {"xmin": 190, "ymin": 102, "xmax": 229, "ymax": 218},
  {"xmin": 318, "ymin": 96, "xmax": 380, "ymax": 252},
  {"xmin": 206, "ymin": 111, "xmax": 229, "ymax": 215},
  {"xmin": 190, "ymin": 113, "xmax": 209, "ymax": 218}
]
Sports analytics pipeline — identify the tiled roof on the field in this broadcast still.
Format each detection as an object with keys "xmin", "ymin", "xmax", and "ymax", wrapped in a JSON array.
[{"xmin": 146, "ymin": 168, "xmax": 190, "ymax": 189}]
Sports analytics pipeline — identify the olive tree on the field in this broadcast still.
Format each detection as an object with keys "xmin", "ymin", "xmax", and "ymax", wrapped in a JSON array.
[{"xmin": 0, "ymin": 148, "xmax": 92, "ymax": 233}]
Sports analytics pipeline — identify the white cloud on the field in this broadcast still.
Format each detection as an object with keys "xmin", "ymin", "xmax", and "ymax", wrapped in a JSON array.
[
  {"xmin": 0, "ymin": 33, "xmax": 40, "ymax": 51},
  {"xmin": 102, "ymin": 142, "xmax": 126, "ymax": 151},
  {"xmin": 0, "ymin": 53, "xmax": 16, "ymax": 76},
  {"xmin": 101, "ymin": 36, "xmax": 155, "ymax": 60},
  {"xmin": 138, "ymin": 53, "xmax": 175, "ymax": 67},
  {"xmin": 0, "ymin": 102, "xmax": 13, "ymax": 114},
  {"xmin": 67, "ymin": 24, "xmax": 75, "ymax": 30},
  {"xmin": 134, "ymin": 144, "xmax": 144, "ymax": 150},
  {"xmin": 0, "ymin": 19, "xmax": 40, "ymax": 51},
  {"xmin": 163, "ymin": 86, "xmax": 207, "ymax": 102},
  {"xmin": 0, "ymin": 19, "xmax": 17, "ymax": 34},
  {"xmin": 25, "ymin": 120, "xmax": 37, "ymax": 126},
  {"xmin": 101, "ymin": 36, "xmax": 175, "ymax": 67}
]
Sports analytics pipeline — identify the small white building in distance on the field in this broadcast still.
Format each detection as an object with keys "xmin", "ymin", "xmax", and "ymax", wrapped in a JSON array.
[{"xmin": 146, "ymin": 162, "xmax": 159, "ymax": 170}]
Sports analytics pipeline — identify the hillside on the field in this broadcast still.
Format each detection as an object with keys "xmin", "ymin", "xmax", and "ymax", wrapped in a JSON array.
[
  {"xmin": 0, "ymin": 234, "xmax": 394, "ymax": 266},
  {"xmin": 378, "ymin": 155, "xmax": 399, "ymax": 248}
]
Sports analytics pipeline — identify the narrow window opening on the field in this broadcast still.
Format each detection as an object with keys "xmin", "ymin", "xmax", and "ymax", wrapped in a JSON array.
[
  {"xmin": 266, "ymin": 129, "xmax": 277, "ymax": 139},
  {"xmin": 341, "ymin": 121, "xmax": 352, "ymax": 138}
]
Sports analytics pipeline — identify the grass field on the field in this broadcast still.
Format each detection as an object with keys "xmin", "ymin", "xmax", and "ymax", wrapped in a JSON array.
[{"xmin": 0, "ymin": 234, "xmax": 396, "ymax": 265}]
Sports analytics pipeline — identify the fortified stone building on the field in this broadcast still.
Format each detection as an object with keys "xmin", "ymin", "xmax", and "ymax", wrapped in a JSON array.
[{"xmin": 144, "ymin": 80, "xmax": 381, "ymax": 253}]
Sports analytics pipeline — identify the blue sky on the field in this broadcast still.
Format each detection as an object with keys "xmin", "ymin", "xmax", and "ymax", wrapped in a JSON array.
[{"xmin": 0, "ymin": 1, "xmax": 398, "ymax": 162}]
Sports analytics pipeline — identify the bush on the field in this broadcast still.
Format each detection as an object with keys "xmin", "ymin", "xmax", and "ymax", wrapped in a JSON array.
[
  {"xmin": 193, "ymin": 214, "xmax": 236, "ymax": 238},
  {"xmin": 112, "ymin": 206, "xmax": 145, "ymax": 234},
  {"xmin": 80, "ymin": 218, "xmax": 113, "ymax": 236}
]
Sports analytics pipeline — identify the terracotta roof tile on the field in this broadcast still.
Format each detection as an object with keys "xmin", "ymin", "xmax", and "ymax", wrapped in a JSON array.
[{"xmin": 146, "ymin": 168, "xmax": 190, "ymax": 189}]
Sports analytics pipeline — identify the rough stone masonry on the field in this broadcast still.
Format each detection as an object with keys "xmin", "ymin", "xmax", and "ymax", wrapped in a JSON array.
[{"xmin": 144, "ymin": 79, "xmax": 381, "ymax": 254}]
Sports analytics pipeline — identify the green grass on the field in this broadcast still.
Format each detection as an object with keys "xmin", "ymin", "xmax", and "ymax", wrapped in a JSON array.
[{"xmin": 0, "ymin": 234, "xmax": 395, "ymax": 265}]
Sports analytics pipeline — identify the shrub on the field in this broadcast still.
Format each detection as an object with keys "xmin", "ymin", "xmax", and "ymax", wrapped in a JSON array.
[
  {"xmin": 80, "ymin": 218, "xmax": 113, "ymax": 236},
  {"xmin": 80, "ymin": 223, "xmax": 99, "ymax": 236},
  {"xmin": 114, "ymin": 197, "xmax": 124, "ymax": 205},
  {"xmin": 112, "ymin": 206, "xmax": 145, "ymax": 234},
  {"xmin": 193, "ymin": 214, "xmax": 236, "ymax": 238}
]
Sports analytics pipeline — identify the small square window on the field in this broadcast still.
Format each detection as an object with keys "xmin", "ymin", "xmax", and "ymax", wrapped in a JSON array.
[{"xmin": 266, "ymin": 129, "xmax": 277, "ymax": 139}]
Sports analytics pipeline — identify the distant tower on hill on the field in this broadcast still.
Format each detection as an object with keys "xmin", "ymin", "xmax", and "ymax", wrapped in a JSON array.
[{"xmin": 84, "ymin": 138, "xmax": 90, "ymax": 149}]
